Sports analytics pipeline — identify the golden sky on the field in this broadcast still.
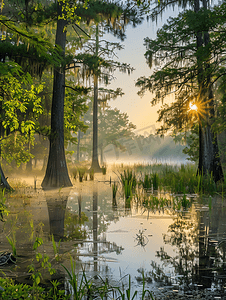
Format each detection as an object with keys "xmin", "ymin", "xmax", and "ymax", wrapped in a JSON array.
[{"xmin": 106, "ymin": 8, "xmax": 181, "ymax": 135}]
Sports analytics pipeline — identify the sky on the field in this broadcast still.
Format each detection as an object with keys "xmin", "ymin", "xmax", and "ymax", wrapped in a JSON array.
[{"xmin": 104, "ymin": 7, "xmax": 181, "ymax": 135}]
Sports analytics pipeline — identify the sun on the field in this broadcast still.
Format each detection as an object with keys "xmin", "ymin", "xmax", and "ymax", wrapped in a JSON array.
[{"xmin": 189, "ymin": 102, "xmax": 198, "ymax": 111}]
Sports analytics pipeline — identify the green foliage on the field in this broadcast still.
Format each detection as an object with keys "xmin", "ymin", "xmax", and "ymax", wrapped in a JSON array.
[
  {"xmin": 78, "ymin": 103, "xmax": 136, "ymax": 160},
  {"xmin": 136, "ymin": 2, "xmax": 226, "ymax": 144},
  {"xmin": 152, "ymin": 173, "xmax": 159, "ymax": 190},
  {"xmin": 102, "ymin": 164, "xmax": 107, "ymax": 175},
  {"xmin": 90, "ymin": 169, "xmax": 94, "ymax": 180},
  {"xmin": 124, "ymin": 180, "xmax": 133, "ymax": 200},
  {"xmin": 78, "ymin": 168, "xmax": 87, "ymax": 182},
  {"xmin": 0, "ymin": 277, "xmax": 69, "ymax": 300},
  {"xmin": 0, "ymin": 16, "xmax": 62, "ymax": 71},
  {"xmin": 112, "ymin": 182, "xmax": 118, "ymax": 199},
  {"xmin": 120, "ymin": 170, "xmax": 137, "ymax": 190},
  {"xmin": 6, "ymin": 236, "xmax": 16, "ymax": 256},
  {"xmin": 52, "ymin": 235, "xmax": 61, "ymax": 262},
  {"xmin": 0, "ymin": 62, "xmax": 44, "ymax": 165},
  {"xmin": 62, "ymin": 257, "xmax": 95, "ymax": 300},
  {"xmin": 29, "ymin": 237, "xmax": 56, "ymax": 287},
  {"xmin": 0, "ymin": 188, "xmax": 9, "ymax": 221},
  {"xmin": 140, "ymin": 174, "xmax": 152, "ymax": 189},
  {"xmin": 196, "ymin": 172, "xmax": 217, "ymax": 195}
]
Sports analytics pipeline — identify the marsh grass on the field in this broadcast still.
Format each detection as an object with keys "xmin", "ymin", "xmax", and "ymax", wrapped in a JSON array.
[
  {"xmin": 62, "ymin": 257, "xmax": 155, "ymax": 300},
  {"xmin": 89, "ymin": 169, "xmax": 94, "ymax": 181},
  {"xmin": 102, "ymin": 165, "xmax": 107, "ymax": 175},
  {"xmin": 6, "ymin": 236, "xmax": 16, "ymax": 257},
  {"xmin": 133, "ymin": 163, "xmax": 223, "ymax": 195},
  {"xmin": 52, "ymin": 235, "xmax": 61, "ymax": 262},
  {"xmin": 140, "ymin": 174, "xmax": 152, "ymax": 189},
  {"xmin": 120, "ymin": 170, "xmax": 137, "ymax": 190},
  {"xmin": 152, "ymin": 173, "xmax": 159, "ymax": 190},
  {"xmin": 112, "ymin": 182, "xmax": 118, "ymax": 200},
  {"xmin": 0, "ymin": 189, "xmax": 9, "ymax": 221},
  {"xmin": 142, "ymin": 193, "xmax": 192, "ymax": 212},
  {"xmin": 71, "ymin": 168, "xmax": 78, "ymax": 180},
  {"xmin": 124, "ymin": 180, "xmax": 133, "ymax": 200},
  {"xmin": 78, "ymin": 168, "xmax": 86, "ymax": 182}
]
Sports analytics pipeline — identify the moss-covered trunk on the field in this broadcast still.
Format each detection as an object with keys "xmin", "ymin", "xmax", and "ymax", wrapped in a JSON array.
[{"xmin": 41, "ymin": 2, "xmax": 72, "ymax": 188}]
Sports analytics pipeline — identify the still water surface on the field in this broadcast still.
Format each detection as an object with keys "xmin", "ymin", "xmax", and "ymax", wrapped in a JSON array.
[{"xmin": 1, "ymin": 173, "xmax": 226, "ymax": 297}]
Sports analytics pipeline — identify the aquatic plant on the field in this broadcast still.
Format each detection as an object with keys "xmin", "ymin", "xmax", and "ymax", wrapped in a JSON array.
[
  {"xmin": 78, "ymin": 168, "xmax": 86, "ymax": 182},
  {"xmin": 151, "ymin": 173, "xmax": 159, "ymax": 190},
  {"xmin": 6, "ymin": 236, "xmax": 16, "ymax": 257},
  {"xmin": 135, "ymin": 229, "xmax": 149, "ymax": 248},
  {"xmin": 181, "ymin": 194, "xmax": 191, "ymax": 209},
  {"xmin": 0, "ymin": 189, "xmax": 9, "ymax": 222},
  {"xmin": 112, "ymin": 182, "xmax": 118, "ymax": 200},
  {"xmin": 124, "ymin": 180, "xmax": 133, "ymax": 200},
  {"xmin": 120, "ymin": 170, "xmax": 137, "ymax": 190},
  {"xmin": 90, "ymin": 169, "xmax": 94, "ymax": 181},
  {"xmin": 0, "ymin": 277, "xmax": 69, "ymax": 300},
  {"xmin": 208, "ymin": 196, "xmax": 212, "ymax": 212},
  {"xmin": 28, "ymin": 237, "xmax": 55, "ymax": 287},
  {"xmin": 115, "ymin": 273, "xmax": 154, "ymax": 300},
  {"xmin": 52, "ymin": 235, "xmax": 61, "ymax": 262},
  {"xmin": 71, "ymin": 168, "xmax": 78, "ymax": 180},
  {"xmin": 102, "ymin": 165, "xmax": 107, "ymax": 175},
  {"xmin": 62, "ymin": 257, "xmax": 95, "ymax": 300},
  {"xmin": 140, "ymin": 174, "xmax": 152, "ymax": 190},
  {"xmin": 196, "ymin": 172, "xmax": 217, "ymax": 195}
]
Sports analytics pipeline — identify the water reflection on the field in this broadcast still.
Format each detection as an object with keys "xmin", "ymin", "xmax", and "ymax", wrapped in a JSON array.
[
  {"xmin": 45, "ymin": 188, "xmax": 70, "ymax": 241},
  {"xmin": 93, "ymin": 187, "xmax": 98, "ymax": 272},
  {"xmin": 5, "ymin": 177, "xmax": 226, "ymax": 296},
  {"xmin": 143, "ymin": 195, "xmax": 226, "ymax": 295}
]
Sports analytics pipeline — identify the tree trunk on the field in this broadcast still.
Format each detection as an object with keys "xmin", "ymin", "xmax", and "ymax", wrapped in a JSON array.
[
  {"xmin": 41, "ymin": 2, "xmax": 72, "ymax": 188},
  {"xmin": 90, "ymin": 25, "xmax": 101, "ymax": 172},
  {"xmin": 0, "ymin": 98, "xmax": 11, "ymax": 190},
  {"xmin": 77, "ymin": 130, "xmax": 80, "ymax": 162},
  {"xmin": 198, "ymin": 123, "xmax": 223, "ymax": 182},
  {"xmin": 0, "ymin": 164, "xmax": 11, "ymax": 190},
  {"xmin": 195, "ymin": 0, "xmax": 223, "ymax": 182}
]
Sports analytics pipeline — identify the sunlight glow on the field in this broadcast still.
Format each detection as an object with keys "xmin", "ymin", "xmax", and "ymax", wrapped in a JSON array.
[{"xmin": 189, "ymin": 102, "xmax": 198, "ymax": 111}]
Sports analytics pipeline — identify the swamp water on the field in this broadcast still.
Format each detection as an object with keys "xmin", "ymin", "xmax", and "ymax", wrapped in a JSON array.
[{"xmin": 1, "ymin": 173, "xmax": 226, "ymax": 298}]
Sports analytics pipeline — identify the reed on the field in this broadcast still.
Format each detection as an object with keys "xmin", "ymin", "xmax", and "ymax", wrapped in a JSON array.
[
  {"xmin": 78, "ymin": 168, "xmax": 86, "ymax": 182},
  {"xmin": 112, "ymin": 182, "xmax": 118, "ymax": 200},
  {"xmin": 120, "ymin": 170, "xmax": 137, "ymax": 190},
  {"xmin": 124, "ymin": 180, "xmax": 133, "ymax": 200}
]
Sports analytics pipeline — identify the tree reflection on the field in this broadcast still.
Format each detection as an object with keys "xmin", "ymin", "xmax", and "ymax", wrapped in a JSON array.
[
  {"xmin": 154, "ymin": 211, "xmax": 199, "ymax": 286},
  {"xmin": 143, "ymin": 196, "xmax": 226, "ymax": 293},
  {"xmin": 45, "ymin": 188, "xmax": 69, "ymax": 241},
  {"xmin": 45, "ymin": 188, "xmax": 88, "ymax": 242},
  {"xmin": 81, "ymin": 184, "xmax": 124, "ymax": 274}
]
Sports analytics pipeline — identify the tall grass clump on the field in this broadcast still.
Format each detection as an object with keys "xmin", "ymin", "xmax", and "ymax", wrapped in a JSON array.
[
  {"xmin": 196, "ymin": 172, "xmax": 217, "ymax": 195},
  {"xmin": 102, "ymin": 164, "xmax": 107, "ymax": 175},
  {"xmin": 78, "ymin": 168, "xmax": 87, "ymax": 182},
  {"xmin": 90, "ymin": 169, "xmax": 94, "ymax": 181},
  {"xmin": 120, "ymin": 170, "xmax": 137, "ymax": 190},
  {"xmin": 112, "ymin": 182, "xmax": 118, "ymax": 200},
  {"xmin": 140, "ymin": 174, "xmax": 152, "ymax": 190},
  {"xmin": 152, "ymin": 173, "xmax": 159, "ymax": 190},
  {"xmin": 62, "ymin": 258, "xmax": 96, "ymax": 299},
  {"xmin": 124, "ymin": 180, "xmax": 133, "ymax": 200},
  {"xmin": 71, "ymin": 168, "xmax": 78, "ymax": 180},
  {"xmin": 160, "ymin": 164, "xmax": 197, "ymax": 194},
  {"xmin": 62, "ymin": 258, "xmax": 155, "ymax": 300}
]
